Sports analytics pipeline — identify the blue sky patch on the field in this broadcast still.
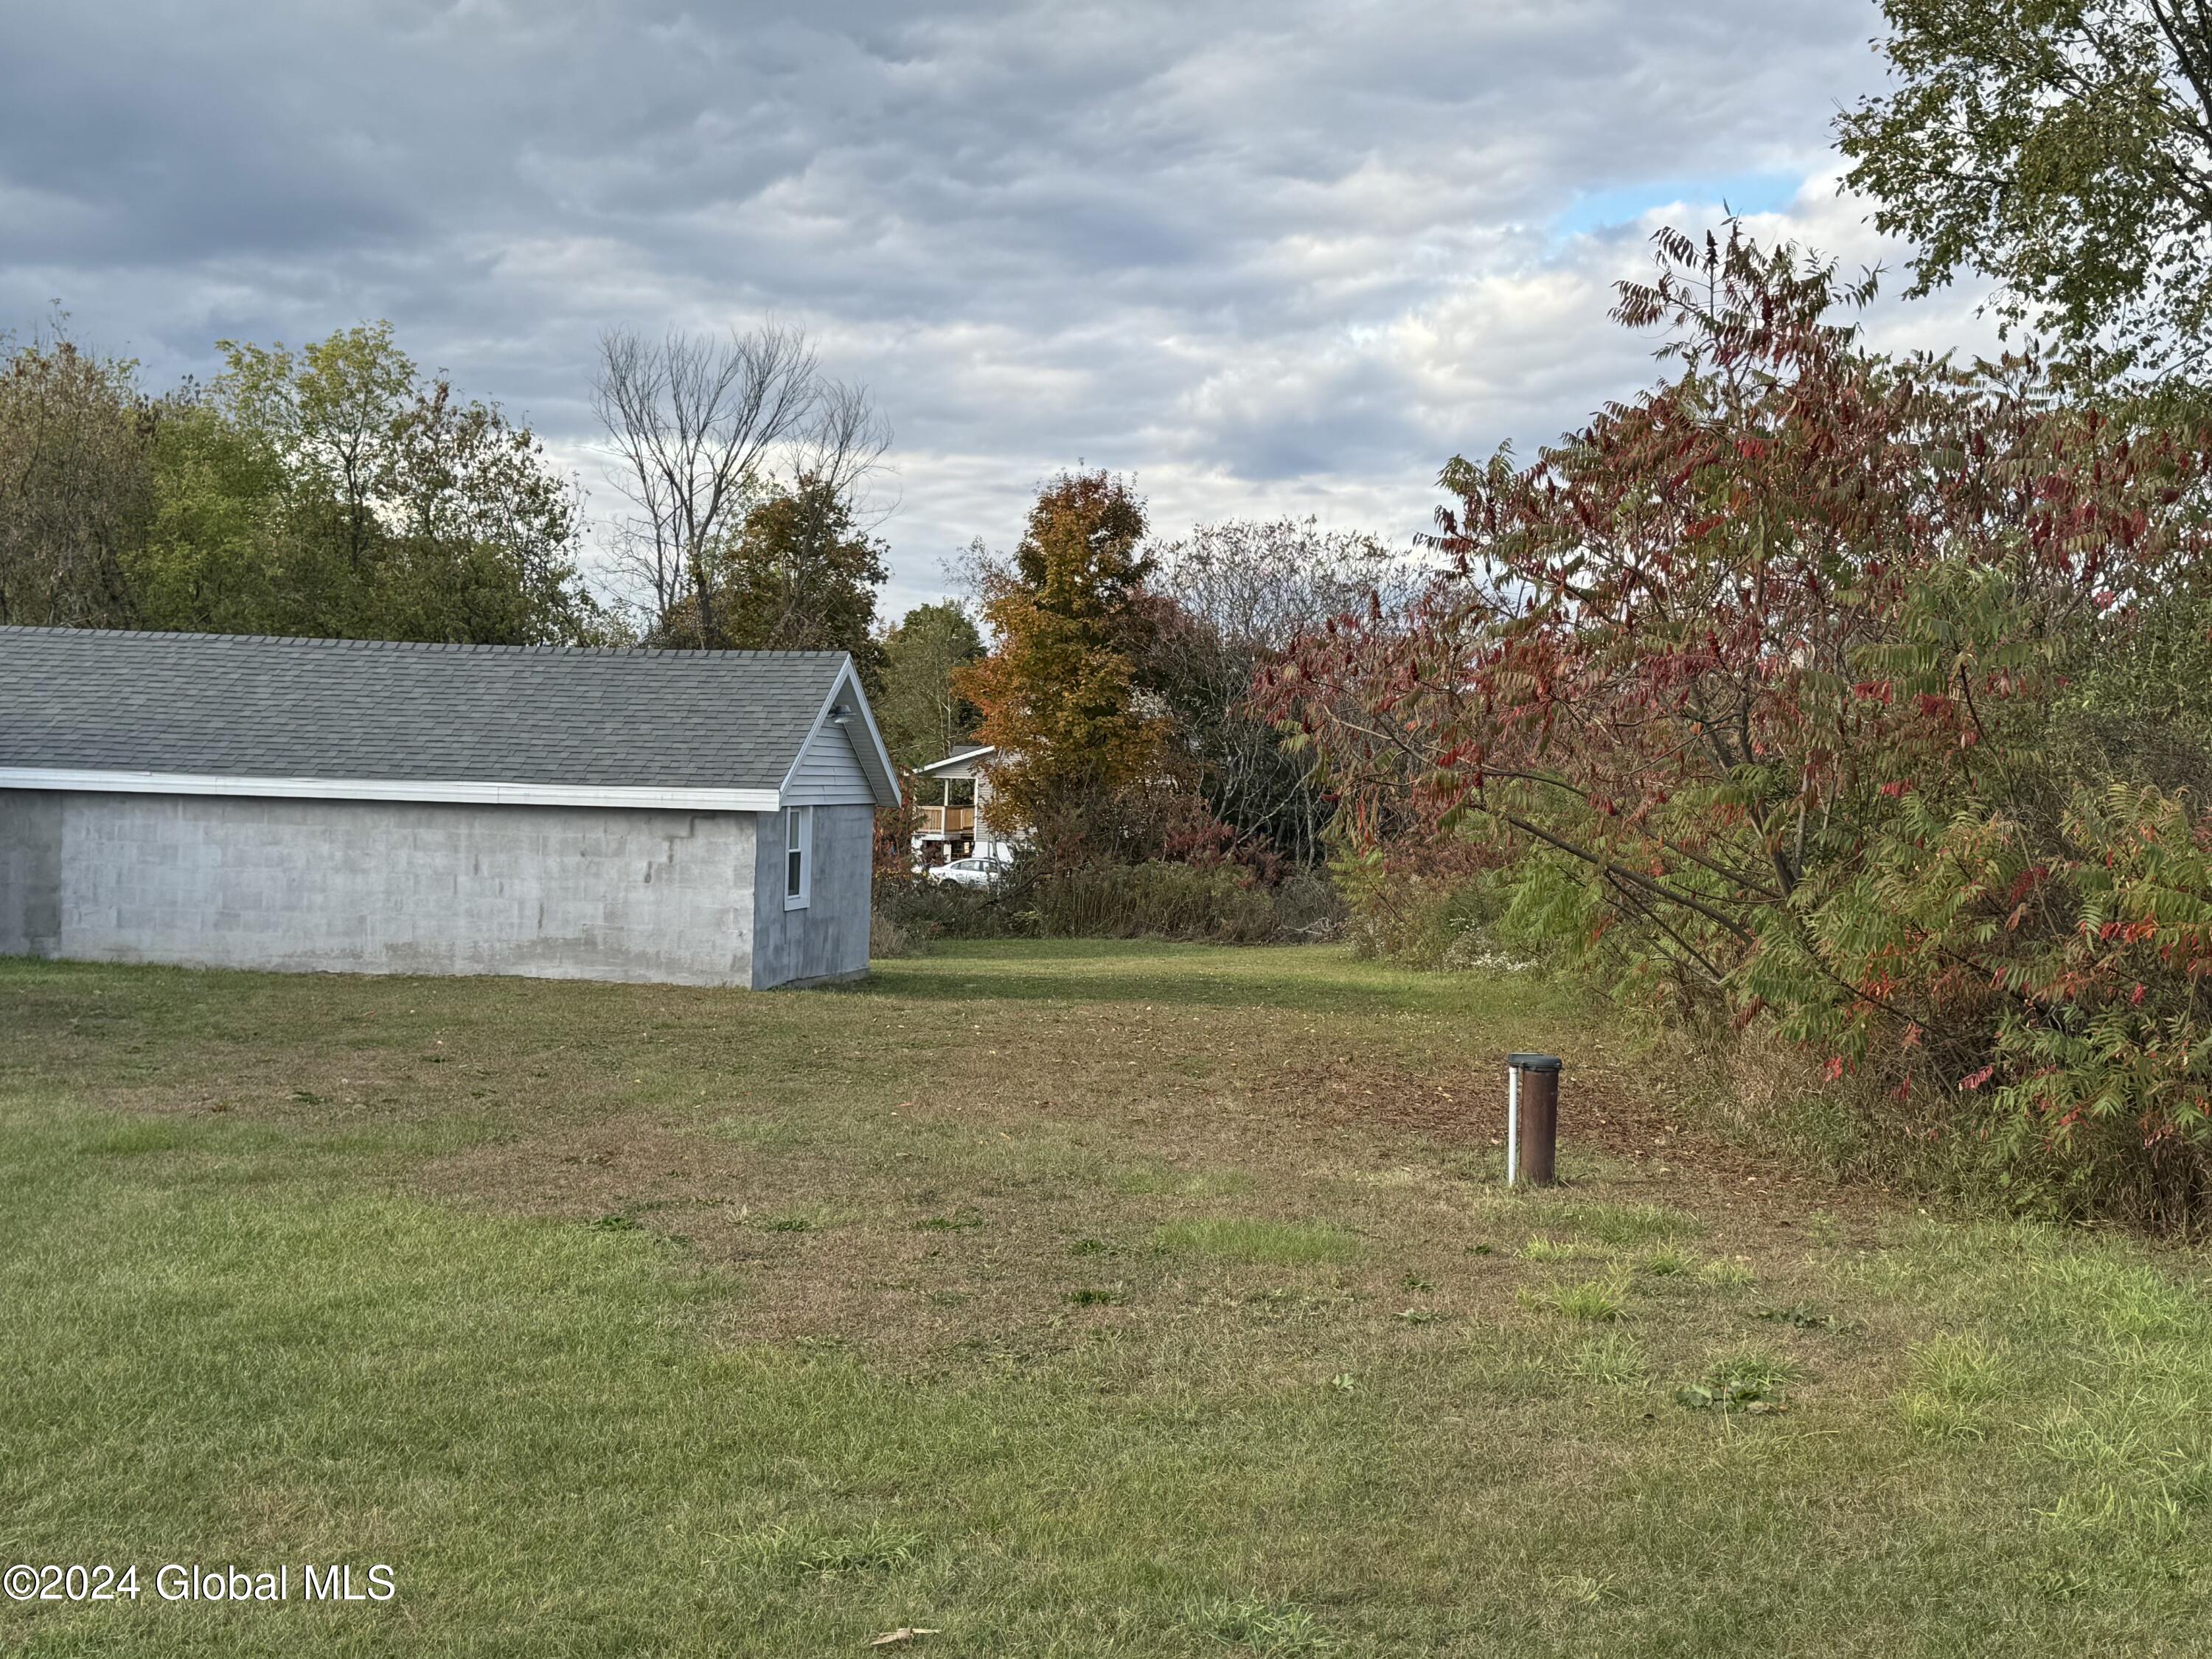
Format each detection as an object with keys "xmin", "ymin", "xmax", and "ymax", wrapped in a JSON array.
[{"xmin": 1552, "ymin": 172, "xmax": 1806, "ymax": 239}]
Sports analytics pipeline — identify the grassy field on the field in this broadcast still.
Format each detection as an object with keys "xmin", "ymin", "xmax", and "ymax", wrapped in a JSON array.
[{"xmin": 4, "ymin": 940, "xmax": 2212, "ymax": 1655}]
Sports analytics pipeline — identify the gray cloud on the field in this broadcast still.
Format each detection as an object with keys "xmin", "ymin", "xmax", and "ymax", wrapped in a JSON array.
[{"xmin": 0, "ymin": 0, "xmax": 1986, "ymax": 613}]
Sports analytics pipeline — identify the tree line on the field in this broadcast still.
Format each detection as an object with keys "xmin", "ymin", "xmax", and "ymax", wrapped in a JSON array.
[
  {"xmin": 0, "ymin": 313, "xmax": 978, "ymax": 797},
  {"xmin": 0, "ymin": 319, "xmax": 597, "ymax": 644},
  {"xmin": 0, "ymin": 314, "xmax": 911, "ymax": 664},
  {"xmin": 952, "ymin": 476, "xmax": 1405, "ymax": 877}
]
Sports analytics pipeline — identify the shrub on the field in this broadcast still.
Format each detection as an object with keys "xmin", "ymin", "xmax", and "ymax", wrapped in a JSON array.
[
  {"xmin": 874, "ymin": 861, "xmax": 1343, "ymax": 948},
  {"xmin": 871, "ymin": 875, "xmax": 1028, "ymax": 942},
  {"xmin": 869, "ymin": 908, "xmax": 917, "ymax": 959},
  {"xmin": 1335, "ymin": 869, "xmax": 1498, "ymax": 966},
  {"xmin": 1267, "ymin": 225, "xmax": 2212, "ymax": 1227},
  {"xmin": 1267, "ymin": 869, "xmax": 1347, "ymax": 941},
  {"xmin": 1031, "ymin": 860, "xmax": 1280, "ymax": 943}
]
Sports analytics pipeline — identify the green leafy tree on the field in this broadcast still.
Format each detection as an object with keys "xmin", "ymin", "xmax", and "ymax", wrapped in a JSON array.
[
  {"xmin": 218, "ymin": 323, "xmax": 416, "ymax": 574},
  {"xmin": 133, "ymin": 324, "xmax": 599, "ymax": 643},
  {"xmin": 656, "ymin": 478, "xmax": 888, "ymax": 676},
  {"xmin": 1838, "ymin": 0, "xmax": 2212, "ymax": 372},
  {"xmin": 0, "ymin": 327, "xmax": 150, "ymax": 627},
  {"xmin": 1, "ymin": 313, "xmax": 599, "ymax": 644},
  {"xmin": 876, "ymin": 600, "xmax": 985, "ymax": 767},
  {"xmin": 373, "ymin": 379, "xmax": 600, "ymax": 644},
  {"xmin": 131, "ymin": 395, "xmax": 290, "ymax": 634}
]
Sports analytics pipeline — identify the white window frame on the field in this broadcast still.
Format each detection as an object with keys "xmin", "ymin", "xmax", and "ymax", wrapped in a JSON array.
[{"xmin": 783, "ymin": 805, "xmax": 813, "ymax": 910}]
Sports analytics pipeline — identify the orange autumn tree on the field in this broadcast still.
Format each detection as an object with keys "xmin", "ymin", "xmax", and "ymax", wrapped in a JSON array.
[{"xmin": 955, "ymin": 470, "xmax": 1171, "ymax": 855}]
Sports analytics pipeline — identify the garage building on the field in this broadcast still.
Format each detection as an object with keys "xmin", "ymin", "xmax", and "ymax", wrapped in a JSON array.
[{"xmin": 0, "ymin": 627, "xmax": 899, "ymax": 988}]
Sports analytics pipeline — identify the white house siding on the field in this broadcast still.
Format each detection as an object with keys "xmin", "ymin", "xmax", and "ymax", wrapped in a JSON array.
[
  {"xmin": 782, "ymin": 723, "xmax": 878, "ymax": 807},
  {"xmin": 0, "ymin": 790, "xmax": 761, "ymax": 987},
  {"xmin": 750, "ymin": 803, "xmax": 874, "ymax": 987}
]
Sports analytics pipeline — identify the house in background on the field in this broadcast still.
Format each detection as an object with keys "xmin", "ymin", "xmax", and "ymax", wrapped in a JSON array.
[
  {"xmin": 0, "ymin": 627, "xmax": 899, "ymax": 988},
  {"xmin": 911, "ymin": 743, "xmax": 1011, "ymax": 864}
]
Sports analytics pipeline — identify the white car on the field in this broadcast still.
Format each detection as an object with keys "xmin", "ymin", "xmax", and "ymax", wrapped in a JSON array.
[{"xmin": 927, "ymin": 855, "xmax": 1011, "ymax": 888}]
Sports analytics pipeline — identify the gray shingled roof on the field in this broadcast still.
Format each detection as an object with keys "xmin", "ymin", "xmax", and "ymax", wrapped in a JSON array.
[{"xmin": 0, "ymin": 627, "xmax": 857, "ymax": 792}]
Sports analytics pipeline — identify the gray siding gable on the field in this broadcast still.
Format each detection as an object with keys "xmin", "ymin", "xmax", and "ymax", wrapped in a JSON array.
[{"xmin": 782, "ymin": 721, "xmax": 877, "ymax": 807}]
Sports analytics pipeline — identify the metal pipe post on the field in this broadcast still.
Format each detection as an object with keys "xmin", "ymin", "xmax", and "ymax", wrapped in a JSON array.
[{"xmin": 1506, "ymin": 1053, "xmax": 1562, "ymax": 1187}]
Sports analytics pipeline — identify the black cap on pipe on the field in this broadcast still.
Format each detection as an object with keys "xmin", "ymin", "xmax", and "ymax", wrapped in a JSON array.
[{"xmin": 1506, "ymin": 1053, "xmax": 1562, "ymax": 1074}]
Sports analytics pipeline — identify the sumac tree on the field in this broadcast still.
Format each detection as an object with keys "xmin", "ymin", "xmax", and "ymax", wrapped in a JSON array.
[{"xmin": 1266, "ymin": 227, "xmax": 2212, "ymax": 1222}]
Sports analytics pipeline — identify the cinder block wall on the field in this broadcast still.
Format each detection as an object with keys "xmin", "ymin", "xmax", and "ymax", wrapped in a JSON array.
[
  {"xmin": 0, "ymin": 790, "xmax": 762, "ymax": 987},
  {"xmin": 0, "ymin": 792, "xmax": 63, "ymax": 956}
]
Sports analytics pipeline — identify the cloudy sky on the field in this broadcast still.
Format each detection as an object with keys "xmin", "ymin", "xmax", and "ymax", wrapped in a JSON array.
[{"xmin": 0, "ymin": 0, "xmax": 1993, "ymax": 614}]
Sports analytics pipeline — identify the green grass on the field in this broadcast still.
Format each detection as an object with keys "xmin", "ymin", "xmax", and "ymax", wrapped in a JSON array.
[
  {"xmin": 1534, "ymin": 1278, "xmax": 1628, "ymax": 1322},
  {"xmin": 1518, "ymin": 1236, "xmax": 1585, "ymax": 1262},
  {"xmin": 1899, "ymin": 1333, "xmax": 2014, "ymax": 1441},
  {"xmin": 4, "ymin": 939, "xmax": 2212, "ymax": 1652},
  {"xmin": 1523, "ymin": 1198, "xmax": 1703, "ymax": 1246},
  {"xmin": 1152, "ymin": 1218, "xmax": 1365, "ymax": 1266},
  {"xmin": 1189, "ymin": 1593, "xmax": 1331, "ymax": 1655},
  {"xmin": 1559, "ymin": 1332, "xmax": 1647, "ymax": 1385}
]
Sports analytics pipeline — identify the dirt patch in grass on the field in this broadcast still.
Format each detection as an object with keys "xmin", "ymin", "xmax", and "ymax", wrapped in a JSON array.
[
  {"xmin": 1267, "ymin": 1054, "xmax": 1874, "ymax": 1218},
  {"xmin": 417, "ymin": 1112, "xmax": 1189, "ymax": 1355},
  {"xmin": 1265, "ymin": 1054, "xmax": 1724, "ymax": 1159},
  {"xmin": 413, "ymin": 1088, "xmax": 1875, "ymax": 1374}
]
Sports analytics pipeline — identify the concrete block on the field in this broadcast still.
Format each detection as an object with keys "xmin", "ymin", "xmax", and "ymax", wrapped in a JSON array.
[{"xmin": 0, "ymin": 791, "xmax": 855, "ymax": 987}]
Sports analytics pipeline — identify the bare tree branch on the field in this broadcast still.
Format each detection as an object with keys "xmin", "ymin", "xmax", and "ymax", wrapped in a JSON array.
[{"xmin": 591, "ymin": 322, "xmax": 883, "ymax": 646}]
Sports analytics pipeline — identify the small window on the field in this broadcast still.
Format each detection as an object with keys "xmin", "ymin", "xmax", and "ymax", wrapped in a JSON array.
[{"xmin": 784, "ymin": 806, "xmax": 812, "ymax": 909}]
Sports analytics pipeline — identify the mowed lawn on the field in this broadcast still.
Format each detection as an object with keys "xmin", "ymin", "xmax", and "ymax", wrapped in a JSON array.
[{"xmin": 4, "ymin": 943, "xmax": 2212, "ymax": 1655}]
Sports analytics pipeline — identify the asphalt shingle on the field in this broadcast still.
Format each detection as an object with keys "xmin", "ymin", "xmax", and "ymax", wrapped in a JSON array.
[{"xmin": 0, "ymin": 627, "xmax": 852, "ymax": 791}]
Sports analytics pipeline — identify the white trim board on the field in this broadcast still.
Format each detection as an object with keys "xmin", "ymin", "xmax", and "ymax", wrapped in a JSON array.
[
  {"xmin": 0, "ymin": 767, "xmax": 783, "ymax": 813},
  {"xmin": 916, "ymin": 745, "xmax": 995, "ymax": 778}
]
